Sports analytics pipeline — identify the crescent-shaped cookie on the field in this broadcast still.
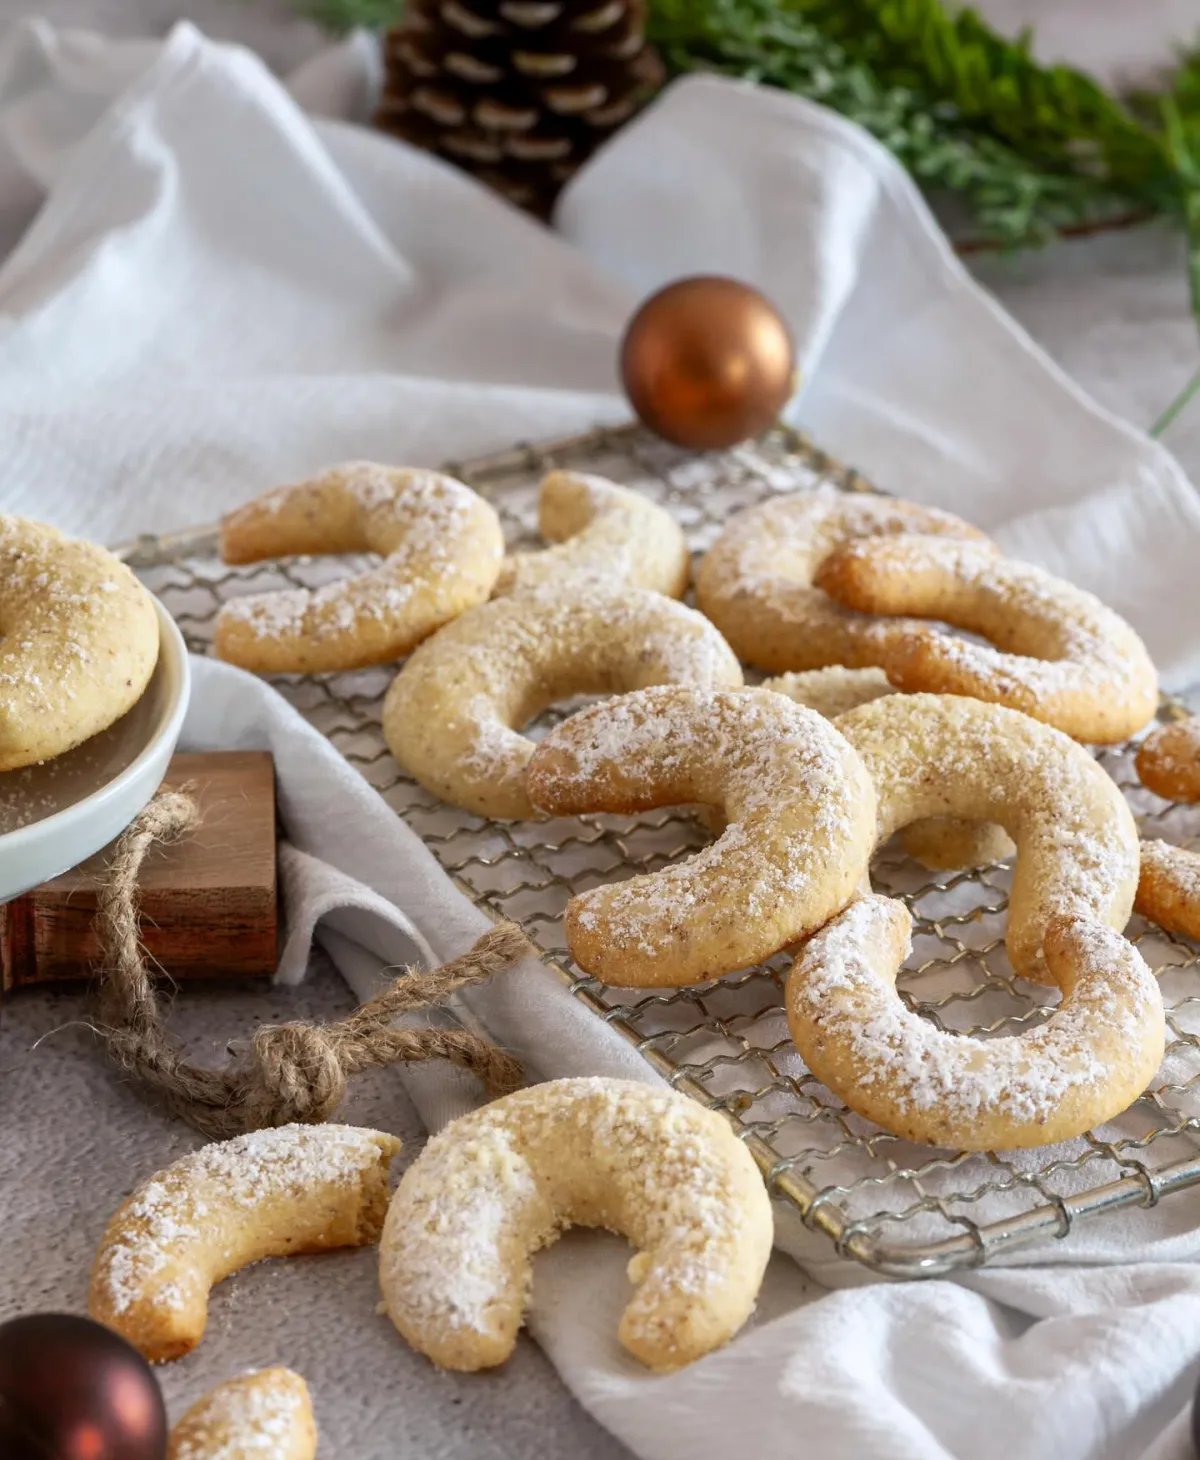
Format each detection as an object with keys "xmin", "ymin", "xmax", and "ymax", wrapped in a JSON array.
[
  {"xmin": 834, "ymin": 694, "xmax": 1141, "ymax": 983},
  {"xmin": 1135, "ymin": 838, "xmax": 1200, "ymax": 941},
  {"xmin": 382, "ymin": 585, "xmax": 743, "ymax": 820},
  {"xmin": 760, "ymin": 665, "xmax": 893, "ymax": 721},
  {"xmin": 493, "ymin": 470, "xmax": 689, "ymax": 599},
  {"xmin": 525, "ymin": 685, "xmax": 876, "ymax": 986},
  {"xmin": 168, "ymin": 1369, "xmax": 317, "ymax": 1460},
  {"xmin": 214, "ymin": 464, "xmax": 503, "ymax": 674},
  {"xmin": 0, "ymin": 514, "xmax": 160, "ymax": 770},
  {"xmin": 379, "ymin": 1077, "xmax": 773, "ymax": 1372},
  {"xmin": 762, "ymin": 667, "xmax": 1014, "ymax": 870},
  {"xmin": 694, "ymin": 486, "xmax": 989, "ymax": 674},
  {"xmin": 816, "ymin": 535, "xmax": 1158, "ymax": 744},
  {"xmin": 90, "ymin": 1124, "xmax": 401, "ymax": 1362},
  {"xmin": 787, "ymin": 896, "xmax": 1163, "ymax": 1150},
  {"xmin": 1136, "ymin": 716, "xmax": 1200, "ymax": 803}
]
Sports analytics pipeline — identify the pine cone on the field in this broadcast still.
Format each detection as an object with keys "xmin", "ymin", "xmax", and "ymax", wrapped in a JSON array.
[{"xmin": 376, "ymin": 0, "xmax": 665, "ymax": 218}]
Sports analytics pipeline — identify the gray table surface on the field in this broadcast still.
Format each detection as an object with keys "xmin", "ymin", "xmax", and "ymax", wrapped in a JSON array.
[{"xmin": 2, "ymin": 4, "xmax": 1199, "ymax": 1457}]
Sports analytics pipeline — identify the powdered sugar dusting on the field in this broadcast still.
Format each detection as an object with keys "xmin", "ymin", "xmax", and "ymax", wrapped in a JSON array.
[
  {"xmin": 789, "ymin": 897, "xmax": 1162, "ymax": 1136},
  {"xmin": 496, "ymin": 469, "xmax": 687, "ymax": 598},
  {"xmin": 762, "ymin": 665, "xmax": 893, "ymax": 719},
  {"xmin": 1137, "ymin": 715, "xmax": 1200, "ymax": 799},
  {"xmin": 717, "ymin": 486, "xmax": 981, "ymax": 600},
  {"xmin": 380, "ymin": 1077, "xmax": 769, "ymax": 1366},
  {"xmin": 828, "ymin": 535, "xmax": 1159, "ymax": 738},
  {"xmin": 171, "ymin": 1370, "xmax": 310, "ymax": 1460},
  {"xmin": 696, "ymin": 485, "xmax": 985, "ymax": 670},
  {"xmin": 215, "ymin": 467, "xmax": 501, "ymax": 660},
  {"xmin": 385, "ymin": 586, "xmax": 742, "ymax": 820},
  {"xmin": 94, "ymin": 1124, "xmax": 398, "ymax": 1317},
  {"xmin": 220, "ymin": 572, "xmax": 418, "ymax": 641},
  {"xmin": 528, "ymin": 686, "xmax": 874, "ymax": 976},
  {"xmin": 1142, "ymin": 838, "xmax": 1200, "ymax": 900},
  {"xmin": 837, "ymin": 693, "xmax": 1140, "ymax": 976}
]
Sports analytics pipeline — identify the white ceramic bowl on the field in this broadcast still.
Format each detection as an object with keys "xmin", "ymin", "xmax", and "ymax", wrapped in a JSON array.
[{"xmin": 0, "ymin": 598, "xmax": 191, "ymax": 902}]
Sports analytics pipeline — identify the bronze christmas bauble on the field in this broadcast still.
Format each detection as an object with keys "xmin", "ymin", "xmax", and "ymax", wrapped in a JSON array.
[
  {"xmin": 619, "ymin": 276, "xmax": 796, "ymax": 451},
  {"xmin": 0, "ymin": 1313, "xmax": 168, "ymax": 1460}
]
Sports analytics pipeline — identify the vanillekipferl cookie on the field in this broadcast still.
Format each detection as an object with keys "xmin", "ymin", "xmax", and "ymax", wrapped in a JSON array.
[
  {"xmin": 90, "ymin": 1124, "xmax": 401, "ymax": 1362},
  {"xmin": 1136, "ymin": 715, "xmax": 1200, "ymax": 803},
  {"xmin": 214, "ymin": 464, "xmax": 503, "ymax": 674},
  {"xmin": 379, "ymin": 1077, "xmax": 773, "ymax": 1372},
  {"xmin": 525, "ymin": 685, "xmax": 876, "ymax": 986},
  {"xmin": 493, "ymin": 469, "xmax": 690, "ymax": 600},
  {"xmin": 788, "ymin": 897, "xmax": 1163, "ymax": 1151},
  {"xmin": 168, "ymin": 1368, "xmax": 317, "ymax": 1460},
  {"xmin": 694, "ymin": 485, "xmax": 989, "ymax": 674},
  {"xmin": 1135, "ymin": 838, "xmax": 1200, "ymax": 942},
  {"xmin": 816, "ymin": 534, "xmax": 1158, "ymax": 744},
  {"xmin": 835, "ymin": 693, "xmax": 1142, "ymax": 982},
  {"xmin": 382, "ymin": 584, "xmax": 743, "ymax": 820},
  {"xmin": 785, "ymin": 693, "xmax": 1164, "ymax": 1150},
  {"xmin": 0, "ymin": 514, "xmax": 160, "ymax": 771}
]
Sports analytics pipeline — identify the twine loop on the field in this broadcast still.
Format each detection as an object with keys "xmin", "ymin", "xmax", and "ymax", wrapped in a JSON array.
[{"xmin": 92, "ymin": 789, "xmax": 525, "ymax": 1139}]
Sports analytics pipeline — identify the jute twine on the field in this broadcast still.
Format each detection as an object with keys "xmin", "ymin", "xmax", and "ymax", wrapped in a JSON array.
[{"xmin": 93, "ymin": 789, "xmax": 526, "ymax": 1140}]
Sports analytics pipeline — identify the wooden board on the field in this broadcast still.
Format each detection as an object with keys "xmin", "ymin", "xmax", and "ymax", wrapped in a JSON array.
[{"xmin": 1, "ymin": 752, "xmax": 278, "ymax": 990}]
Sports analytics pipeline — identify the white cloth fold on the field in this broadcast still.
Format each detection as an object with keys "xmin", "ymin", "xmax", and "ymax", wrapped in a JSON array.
[{"xmin": 5, "ymin": 18, "xmax": 1200, "ymax": 1460}]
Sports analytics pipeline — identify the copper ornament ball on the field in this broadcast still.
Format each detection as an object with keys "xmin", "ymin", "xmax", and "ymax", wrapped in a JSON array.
[
  {"xmin": 619, "ymin": 276, "xmax": 797, "ymax": 451},
  {"xmin": 0, "ymin": 1313, "xmax": 168, "ymax": 1460}
]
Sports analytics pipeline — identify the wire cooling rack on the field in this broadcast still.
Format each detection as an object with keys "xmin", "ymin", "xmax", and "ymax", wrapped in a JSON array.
[{"xmin": 118, "ymin": 423, "xmax": 1200, "ymax": 1278}]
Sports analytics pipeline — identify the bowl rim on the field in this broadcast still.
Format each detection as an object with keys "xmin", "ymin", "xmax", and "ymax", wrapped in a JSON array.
[{"xmin": 0, "ymin": 596, "xmax": 191, "ymax": 854}]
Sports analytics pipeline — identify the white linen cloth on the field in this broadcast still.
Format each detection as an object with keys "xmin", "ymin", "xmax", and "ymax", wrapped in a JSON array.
[{"xmin": 5, "ymin": 16, "xmax": 1200, "ymax": 1460}]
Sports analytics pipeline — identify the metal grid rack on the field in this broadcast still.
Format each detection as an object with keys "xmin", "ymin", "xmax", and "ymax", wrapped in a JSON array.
[{"xmin": 121, "ymin": 423, "xmax": 1200, "ymax": 1278}]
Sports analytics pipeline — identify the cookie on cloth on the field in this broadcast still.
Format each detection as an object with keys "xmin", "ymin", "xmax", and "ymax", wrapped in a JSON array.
[
  {"xmin": 168, "ymin": 1368, "xmax": 316, "ymax": 1460},
  {"xmin": 379, "ymin": 1077, "xmax": 772, "ymax": 1372}
]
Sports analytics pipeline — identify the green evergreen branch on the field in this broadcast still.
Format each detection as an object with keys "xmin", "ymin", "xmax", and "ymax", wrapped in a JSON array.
[
  {"xmin": 297, "ymin": 0, "xmax": 1200, "ymax": 257},
  {"xmin": 794, "ymin": 0, "xmax": 1174, "ymax": 198},
  {"xmin": 648, "ymin": 0, "xmax": 1128, "ymax": 248},
  {"xmin": 293, "ymin": 0, "xmax": 401, "ymax": 33}
]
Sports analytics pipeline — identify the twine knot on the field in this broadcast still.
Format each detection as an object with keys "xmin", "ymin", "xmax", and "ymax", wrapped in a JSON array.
[
  {"xmin": 246, "ymin": 1021, "xmax": 350, "ymax": 1127},
  {"xmin": 92, "ymin": 790, "xmax": 526, "ymax": 1140}
]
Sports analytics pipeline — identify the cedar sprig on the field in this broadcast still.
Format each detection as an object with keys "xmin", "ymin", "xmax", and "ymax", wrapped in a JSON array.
[
  {"xmin": 647, "ymin": 0, "xmax": 1126, "ymax": 249},
  {"xmin": 796, "ymin": 0, "xmax": 1177, "ymax": 202},
  {"xmin": 293, "ymin": 0, "xmax": 401, "ymax": 31}
]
